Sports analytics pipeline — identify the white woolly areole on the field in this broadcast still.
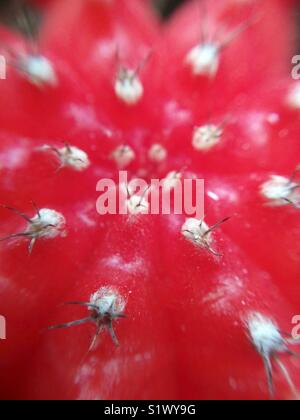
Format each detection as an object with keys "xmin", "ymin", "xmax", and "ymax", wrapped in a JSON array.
[
  {"xmin": 119, "ymin": 179, "xmax": 150, "ymax": 215},
  {"xmin": 186, "ymin": 43, "xmax": 219, "ymax": 77},
  {"xmin": 260, "ymin": 175, "xmax": 300, "ymax": 206},
  {"xmin": 162, "ymin": 170, "xmax": 182, "ymax": 191},
  {"xmin": 18, "ymin": 55, "xmax": 57, "ymax": 87},
  {"xmin": 193, "ymin": 124, "xmax": 222, "ymax": 151},
  {"xmin": 42, "ymin": 144, "xmax": 90, "ymax": 171},
  {"xmin": 148, "ymin": 144, "xmax": 167, "ymax": 163},
  {"xmin": 247, "ymin": 313, "xmax": 286, "ymax": 357},
  {"xmin": 126, "ymin": 194, "xmax": 149, "ymax": 215},
  {"xmin": 115, "ymin": 68, "xmax": 144, "ymax": 105},
  {"xmin": 90, "ymin": 287, "xmax": 126, "ymax": 317},
  {"xmin": 286, "ymin": 83, "xmax": 300, "ymax": 109},
  {"xmin": 28, "ymin": 209, "xmax": 66, "ymax": 239},
  {"xmin": 112, "ymin": 145, "xmax": 135, "ymax": 168},
  {"xmin": 181, "ymin": 217, "xmax": 212, "ymax": 247}
]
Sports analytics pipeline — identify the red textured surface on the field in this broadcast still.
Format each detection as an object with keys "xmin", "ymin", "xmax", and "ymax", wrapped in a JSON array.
[{"xmin": 0, "ymin": 0, "xmax": 300, "ymax": 400}]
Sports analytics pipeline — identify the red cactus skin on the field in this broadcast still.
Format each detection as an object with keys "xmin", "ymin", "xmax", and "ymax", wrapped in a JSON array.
[{"xmin": 0, "ymin": 0, "xmax": 300, "ymax": 400}]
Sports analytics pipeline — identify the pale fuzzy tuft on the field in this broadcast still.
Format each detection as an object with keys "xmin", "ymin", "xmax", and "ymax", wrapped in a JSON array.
[
  {"xmin": 90, "ymin": 287, "xmax": 126, "ymax": 317},
  {"xmin": 247, "ymin": 313, "xmax": 286, "ymax": 357},
  {"xmin": 18, "ymin": 55, "xmax": 57, "ymax": 87},
  {"xmin": 181, "ymin": 217, "xmax": 212, "ymax": 247},
  {"xmin": 186, "ymin": 43, "xmax": 219, "ymax": 77},
  {"xmin": 28, "ymin": 209, "xmax": 66, "ymax": 239},
  {"xmin": 59, "ymin": 146, "xmax": 90, "ymax": 171},
  {"xmin": 246, "ymin": 312, "xmax": 300, "ymax": 398},
  {"xmin": 260, "ymin": 175, "xmax": 300, "ymax": 207},
  {"xmin": 162, "ymin": 170, "xmax": 182, "ymax": 191},
  {"xmin": 286, "ymin": 83, "xmax": 300, "ymax": 109},
  {"xmin": 115, "ymin": 68, "xmax": 143, "ymax": 105},
  {"xmin": 119, "ymin": 180, "xmax": 150, "ymax": 215},
  {"xmin": 193, "ymin": 124, "xmax": 222, "ymax": 151},
  {"xmin": 126, "ymin": 194, "xmax": 149, "ymax": 215},
  {"xmin": 111, "ymin": 145, "xmax": 135, "ymax": 168},
  {"xmin": 42, "ymin": 144, "xmax": 90, "ymax": 171},
  {"xmin": 148, "ymin": 144, "xmax": 167, "ymax": 163}
]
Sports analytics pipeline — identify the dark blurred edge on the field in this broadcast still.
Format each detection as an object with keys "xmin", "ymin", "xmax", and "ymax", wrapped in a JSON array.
[
  {"xmin": 0, "ymin": 0, "xmax": 186, "ymax": 25},
  {"xmin": 152, "ymin": 0, "xmax": 185, "ymax": 18},
  {"xmin": 0, "ymin": 0, "xmax": 186, "ymax": 20},
  {"xmin": 0, "ymin": 0, "xmax": 186, "ymax": 36},
  {"xmin": 0, "ymin": 0, "xmax": 299, "ymax": 54}
]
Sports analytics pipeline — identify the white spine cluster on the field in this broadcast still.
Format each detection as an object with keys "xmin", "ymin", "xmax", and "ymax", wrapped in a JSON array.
[
  {"xmin": 248, "ymin": 313, "xmax": 286, "ymax": 357},
  {"xmin": 90, "ymin": 287, "xmax": 126, "ymax": 318},
  {"xmin": 0, "ymin": 205, "xmax": 66, "ymax": 253},
  {"xmin": 28, "ymin": 209, "xmax": 66, "ymax": 239},
  {"xmin": 126, "ymin": 194, "xmax": 149, "ymax": 215},
  {"xmin": 181, "ymin": 217, "xmax": 212, "ymax": 248},
  {"xmin": 112, "ymin": 145, "xmax": 136, "ymax": 168},
  {"xmin": 120, "ymin": 181, "xmax": 150, "ymax": 215},
  {"xmin": 247, "ymin": 312, "xmax": 300, "ymax": 398},
  {"xmin": 49, "ymin": 287, "xmax": 126, "ymax": 349},
  {"xmin": 192, "ymin": 124, "xmax": 222, "ymax": 151},
  {"xmin": 186, "ymin": 43, "xmax": 220, "ymax": 77},
  {"xmin": 115, "ymin": 68, "xmax": 144, "ymax": 105},
  {"xmin": 41, "ymin": 144, "xmax": 90, "ymax": 171},
  {"xmin": 148, "ymin": 144, "xmax": 168, "ymax": 163},
  {"xmin": 260, "ymin": 175, "xmax": 300, "ymax": 207},
  {"xmin": 17, "ymin": 55, "xmax": 57, "ymax": 87},
  {"xmin": 162, "ymin": 170, "xmax": 182, "ymax": 191},
  {"xmin": 286, "ymin": 83, "xmax": 300, "ymax": 109}
]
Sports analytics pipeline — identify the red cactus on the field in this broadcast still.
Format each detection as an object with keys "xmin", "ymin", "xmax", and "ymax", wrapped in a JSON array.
[{"xmin": 0, "ymin": 0, "xmax": 300, "ymax": 400}]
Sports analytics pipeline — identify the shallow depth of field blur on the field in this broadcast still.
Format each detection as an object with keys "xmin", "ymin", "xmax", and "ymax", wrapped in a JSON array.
[
  {"xmin": 1, "ymin": 0, "xmax": 300, "ymax": 401},
  {"xmin": 0, "ymin": 0, "xmax": 300, "ymax": 55}
]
